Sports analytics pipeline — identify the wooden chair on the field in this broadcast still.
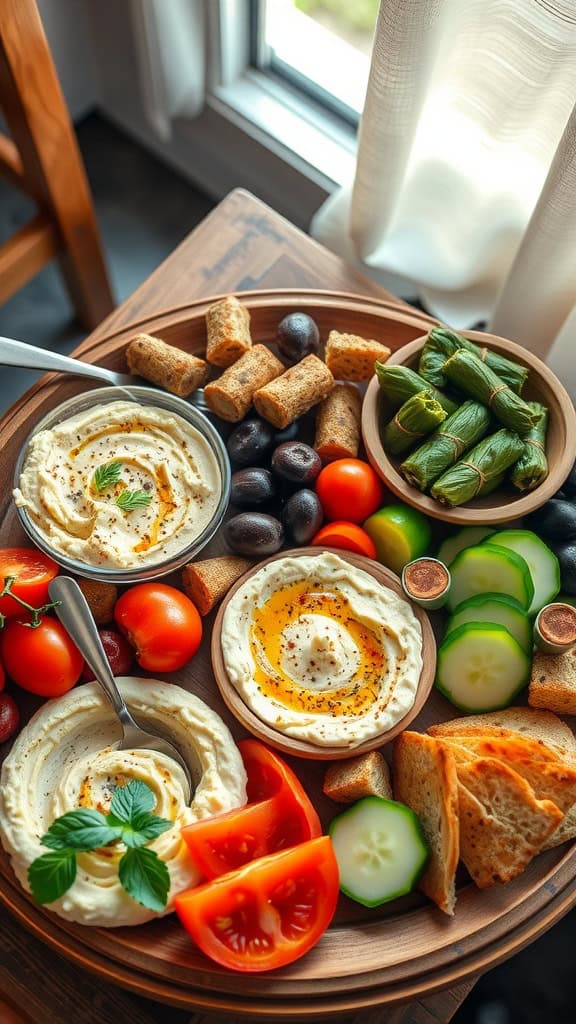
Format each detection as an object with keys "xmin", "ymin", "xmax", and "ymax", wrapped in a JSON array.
[{"xmin": 0, "ymin": 0, "xmax": 114, "ymax": 329}]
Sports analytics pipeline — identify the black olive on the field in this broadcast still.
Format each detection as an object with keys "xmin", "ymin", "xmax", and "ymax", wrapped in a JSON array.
[
  {"xmin": 282, "ymin": 489, "xmax": 324, "ymax": 546},
  {"xmin": 276, "ymin": 312, "xmax": 320, "ymax": 363},
  {"xmin": 230, "ymin": 468, "xmax": 277, "ymax": 509},
  {"xmin": 226, "ymin": 419, "xmax": 275, "ymax": 467},
  {"xmin": 525, "ymin": 499, "xmax": 576, "ymax": 542},
  {"xmin": 553, "ymin": 540, "xmax": 576, "ymax": 595},
  {"xmin": 223, "ymin": 513, "xmax": 284, "ymax": 557},
  {"xmin": 271, "ymin": 441, "xmax": 322, "ymax": 486}
]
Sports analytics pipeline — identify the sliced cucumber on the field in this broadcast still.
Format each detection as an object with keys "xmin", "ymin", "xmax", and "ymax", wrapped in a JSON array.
[
  {"xmin": 484, "ymin": 530, "xmax": 560, "ymax": 616},
  {"xmin": 447, "ymin": 544, "xmax": 534, "ymax": 612},
  {"xmin": 437, "ymin": 526, "xmax": 496, "ymax": 567},
  {"xmin": 436, "ymin": 622, "xmax": 531, "ymax": 712},
  {"xmin": 328, "ymin": 797, "xmax": 429, "ymax": 908},
  {"xmin": 446, "ymin": 593, "xmax": 532, "ymax": 654}
]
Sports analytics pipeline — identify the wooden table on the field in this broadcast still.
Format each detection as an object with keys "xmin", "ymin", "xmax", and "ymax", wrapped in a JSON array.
[{"xmin": 0, "ymin": 189, "xmax": 478, "ymax": 1024}]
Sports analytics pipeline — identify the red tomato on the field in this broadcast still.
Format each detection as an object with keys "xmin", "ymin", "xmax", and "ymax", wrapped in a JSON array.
[
  {"xmin": 174, "ymin": 836, "xmax": 339, "ymax": 972},
  {"xmin": 311, "ymin": 521, "xmax": 377, "ymax": 559},
  {"xmin": 114, "ymin": 583, "xmax": 202, "ymax": 672},
  {"xmin": 238, "ymin": 738, "xmax": 318, "ymax": 816},
  {"xmin": 81, "ymin": 629, "xmax": 134, "ymax": 682},
  {"xmin": 315, "ymin": 459, "xmax": 385, "ymax": 523},
  {"xmin": 0, "ymin": 549, "xmax": 59, "ymax": 619},
  {"xmin": 181, "ymin": 789, "xmax": 321, "ymax": 879},
  {"xmin": 1, "ymin": 617, "xmax": 84, "ymax": 697},
  {"xmin": 0, "ymin": 659, "xmax": 5, "ymax": 692}
]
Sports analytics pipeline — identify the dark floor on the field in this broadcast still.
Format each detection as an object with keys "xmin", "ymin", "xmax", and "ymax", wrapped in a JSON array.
[{"xmin": 0, "ymin": 113, "xmax": 574, "ymax": 1024}]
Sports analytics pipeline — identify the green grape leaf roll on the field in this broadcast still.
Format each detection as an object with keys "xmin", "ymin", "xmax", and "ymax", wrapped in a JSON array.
[
  {"xmin": 380, "ymin": 390, "xmax": 447, "ymax": 456},
  {"xmin": 400, "ymin": 400, "xmax": 491, "ymax": 492},
  {"xmin": 430, "ymin": 430, "xmax": 525, "ymax": 507},
  {"xmin": 443, "ymin": 350, "xmax": 537, "ymax": 435},
  {"xmin": 375, "ymin": 361, "xmax": 458, "ymax": 414},
  {"xmin": 510, "ymin": 402, "xmax": 549, "ymax": 492}
]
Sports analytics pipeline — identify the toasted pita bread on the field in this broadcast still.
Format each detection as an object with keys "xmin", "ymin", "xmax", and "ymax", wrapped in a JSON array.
[
  {"xmin": 543, "ymin": 807, "xmax": 576, "ymax": 849},
  {"xmin": 393, "ymin": 731, "xmax": 459, "ymax": 915},
  {"xmin": 456, "ymin": 758, "xmax": 563, "ymax": 888},
  {"xmin": 440, "ymin": 739, "xmax": 576, "ymax": 814},
  {"xmin": 429, "ymin": 708, "xmax": 576, "ymax": 762}
]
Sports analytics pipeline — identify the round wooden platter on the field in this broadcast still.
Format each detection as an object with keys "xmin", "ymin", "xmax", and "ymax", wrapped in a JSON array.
[{"xmin": 1, "ymin": 288, "xmax": 575, "ymax": 1017}]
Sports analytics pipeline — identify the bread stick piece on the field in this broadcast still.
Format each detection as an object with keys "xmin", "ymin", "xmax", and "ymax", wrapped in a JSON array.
[
  {"xmin": 253, "ymin": 355, "xmax": 334, "ymax": 429},
  {"xmin": 206, "ymin": 296, "xmax": 252, "ymax": 367},
  {"xmin": 204, "ymin": 345, "xmax": 285, "ymax": 422},
  {"xmin": 126, "ymin": 333, "xmax": 208, "ymax": 397},
  {"xmin": 182, "ymin": 556, "xmax": 253, "ymax": 615},
  {"xmin": 315, "ymin": 383, "xmax": 362, "ymax": 462},
  {"xmin": 325, "ymin": 331, "xmax": 391, "ymax": 382}
]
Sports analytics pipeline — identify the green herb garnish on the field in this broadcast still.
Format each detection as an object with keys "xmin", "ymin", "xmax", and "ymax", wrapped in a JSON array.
[
  {"xmin": 28, "ymin": 781, "xmax": 172, "ymax": 910},
  {"xmin": 116, "ymin": 489, "xmax": 153, "ymax": 512},
  {"xmin": 93, "ymin": 461, "xmax": 122, "ymax": 491}
]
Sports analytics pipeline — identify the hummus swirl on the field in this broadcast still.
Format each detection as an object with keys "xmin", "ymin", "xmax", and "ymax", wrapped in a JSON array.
[
  {"xmin": 0, "ymin": 679, "xmax": 246, "ymax": 927},
  {"xmin": 14, "ymin": 401, "xmax": 222, "ymax": 569},
  {"xmin": 221, "ymin": 552, "xmax": 424, "ymax": 748}
]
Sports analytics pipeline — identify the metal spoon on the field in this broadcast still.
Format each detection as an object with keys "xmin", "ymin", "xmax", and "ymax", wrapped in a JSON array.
[
  {"xmin": 49, "ymin": 576, "xmax": 193, "ymax": 801},
  {"xmin": 0, "ymin": 335, "xmax": 208, "ymax": 410}
]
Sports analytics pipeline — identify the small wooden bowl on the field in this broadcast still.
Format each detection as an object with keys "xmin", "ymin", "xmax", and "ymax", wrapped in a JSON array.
[
  {"xmin": 211, "ymin": 547, "xmax": 436, "ymax": 760},
  {"xmin": 362, "ymin": 330, "xmax": 576, "ymax": 525}
]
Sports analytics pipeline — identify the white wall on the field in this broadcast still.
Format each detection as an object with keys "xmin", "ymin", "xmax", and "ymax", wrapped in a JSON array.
[{"xmin": 37, "ymin": 0, "xmax": 100, "ymax": 120}]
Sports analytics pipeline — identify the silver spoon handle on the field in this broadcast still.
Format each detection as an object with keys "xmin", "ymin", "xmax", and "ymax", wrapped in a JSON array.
[
  {"xmin": 48, "ymin": 576, "xmax": 134, "ymax": 727},
  {"xmin": 0, "ymin": 335, "xmax": 117, "ymax": 383}
]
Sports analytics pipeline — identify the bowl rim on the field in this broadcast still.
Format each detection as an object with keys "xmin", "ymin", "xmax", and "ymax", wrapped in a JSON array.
[
  {"xmin": 210, "ymin": 545, "xmax": 436, "ymax": 761},
  {"xmin": 13, "ymin": 385, "xmax": 231, "ymax": 583},
  {"xmin": 361, "ymin": 330, "xmax": 576, "ymax": 526}
]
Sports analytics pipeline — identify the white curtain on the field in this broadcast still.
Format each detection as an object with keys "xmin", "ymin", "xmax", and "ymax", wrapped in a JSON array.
[{"xmin": 311, "ymin": 0, "xmax": 576, "ymax": 396}]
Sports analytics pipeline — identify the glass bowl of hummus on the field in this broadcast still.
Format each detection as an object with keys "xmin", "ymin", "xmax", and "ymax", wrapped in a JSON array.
[{"xmin": 13, "ymin": 386, "xmax": 230, "ymax": 583}]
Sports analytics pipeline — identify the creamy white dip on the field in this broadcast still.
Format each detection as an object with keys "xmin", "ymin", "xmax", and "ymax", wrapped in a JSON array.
[
  {"xmin": 221, "ymin": 552, "xmax": 423, "ymax": 748},
  {"xmin": 14, "ymin": 401, "xmax": 221, "ymax": 569},
  {"xmin": 0, "ymin": 678, "xmax": 246, "ymax": 927}
]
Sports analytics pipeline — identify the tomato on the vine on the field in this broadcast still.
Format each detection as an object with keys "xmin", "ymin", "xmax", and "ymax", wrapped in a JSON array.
[
  {"xmin": 315, "ymin": 459, "xmax": 385, "ymax": 523},
  {"xmin": 181, "ymin": 742, "xmax": 321, "ymax": 879},
  {"xmin": 1, "ymin": 617, "xmax": 84, "ymax": 697},
  {"xmin": 114, "ymin": 583, "xmax": 202, "ymax": 672},
  {"xmin": 0, "ymin": 549, "xmax": 59, "ymax": 619},
  {"xmin": 175, "ymin": 836, "xmax": 339, "ymax": 972}
]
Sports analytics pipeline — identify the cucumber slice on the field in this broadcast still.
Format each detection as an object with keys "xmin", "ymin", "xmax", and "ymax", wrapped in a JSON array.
[
  {"xmin": 446, "ymin": 593, "xmax": 532, "ymax": 654},
  {"xmin": 484, "ymin": 530, "xmax": 560, "ymax": 616},
  {"xmin": 437, "ymin": 526, "xmax": 496, "ymax": 567},
  {"xmin": 328, "ymin": 797, "xmax": 428, "ymax": 907},
  {"xmin": 447, "ymin": 544, "xmax": 534, "ymax": 612},
  {"xmin": 436, "ymin": 622, "xmax": 531, "ymax": 711}
]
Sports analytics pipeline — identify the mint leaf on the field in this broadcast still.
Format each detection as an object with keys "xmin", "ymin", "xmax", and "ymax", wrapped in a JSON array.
[
  {"xmin": 93, "ymin": 461, "xmax": 122, "ymax": 492},
  {"xmin": 115, "ymin": 489, "xmax": 153, "ymax": 512},
  {"xmin": 119, "ymin": 847, "xmax": 170, "ymax": 912},
  {"xmin": 41, "ymin": 809, "xmax": 121, "ymax": 851},
  {"xmin": 109, "ymin": 780, "xmax": 155, "ymax": 824},
  {"xmin": 119, "ymin": 812, "xmax": 173, "ymax": 849},
  {"xmin": 28, "ymin": 850, "xmax": 77, "ymax": 904}
]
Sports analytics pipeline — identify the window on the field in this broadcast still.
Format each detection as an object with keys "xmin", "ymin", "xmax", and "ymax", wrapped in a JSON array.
[{"xmin": 252, "ymin": 0, "xmax": 378, "ymax": 123}]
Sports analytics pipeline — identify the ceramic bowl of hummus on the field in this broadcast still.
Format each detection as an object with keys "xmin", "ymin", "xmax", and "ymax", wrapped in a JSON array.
[
  {"xmin": 211, "ymin": 548, "xmax": 436, "ymax": 760},
  {"xmin": 13, "ymin": 386, "xmax": 230, "ymax": 583}
]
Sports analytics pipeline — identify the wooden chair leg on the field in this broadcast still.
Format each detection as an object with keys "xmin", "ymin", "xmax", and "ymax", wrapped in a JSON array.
[{"xmin": 0, "ymin": 0, "xmax": 114, "ymax": 329}]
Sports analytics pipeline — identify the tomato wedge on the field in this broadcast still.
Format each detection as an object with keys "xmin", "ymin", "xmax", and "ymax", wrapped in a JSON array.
[
  {"xmin": 182, "ymin": 741, "xmax": 321, "ymax": 878},
  {"xmin": 174, "ymin": 836, "xmax": 339, "ymax": 972},
  {"xmin": 0, "ymin": 549, "xmax": 59, "ymax": 619},
  {"xmin": 311, "ymin": 521, "xmax": 377, "ymax": 559}
]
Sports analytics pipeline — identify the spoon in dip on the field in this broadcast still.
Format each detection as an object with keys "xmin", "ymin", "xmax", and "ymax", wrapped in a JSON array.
[
  {"xmin": 0, "ymin": 335, "xmax": 208, "ymax": 410},
  {"xmin": 48, "ymin": 576, "xmax": 193, "ymax": 801}
]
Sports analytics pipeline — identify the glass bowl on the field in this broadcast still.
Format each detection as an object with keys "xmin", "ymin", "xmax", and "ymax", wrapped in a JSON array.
[{"xmin": 13, "ymin": 386, "xmax": 231, "ymax": 584}]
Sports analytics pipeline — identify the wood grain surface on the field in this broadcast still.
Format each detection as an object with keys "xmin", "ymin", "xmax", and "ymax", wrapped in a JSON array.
[{"xmin": 2, "ymin": 189, "xmax": 567, "ymax": 1023}]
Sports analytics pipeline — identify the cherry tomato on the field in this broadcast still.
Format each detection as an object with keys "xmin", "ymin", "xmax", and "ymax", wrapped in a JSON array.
[
  {"xmin": 311, "ymin": 521, "xmax": 377, "ymax": 559},
  {"xmin": 0, "ymin": 693, "xmax": 20, "ymax": 743},
  {"xmin": 114, "ymin": 583, "xmax": 202, "ymax": 672},
  {"xmin": 174, "ymin": 836, "xmax": 339, "ymax": 972},
  {"xmin": 81, "ymin": 629, "xmax": 134, "ymax": 682},
  {"xmin": 1, "ymin": 618, "xmax": 84, "ymax": 697},
  {"xmin": 181, "ymin": 742, "xmax": 321, "ymax": 879},
  {"xmin": 315, "ymin": 459, "xmax": 385, "ymax": 523},
  {"xmin": 0, "ymin": 549, "xmax": 59, "ymax": 619}
]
